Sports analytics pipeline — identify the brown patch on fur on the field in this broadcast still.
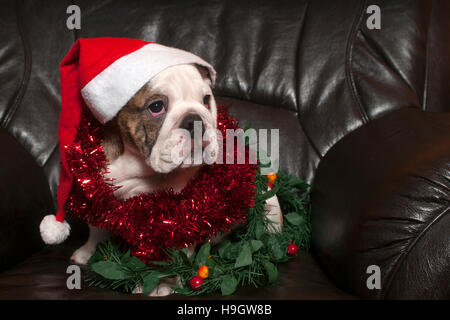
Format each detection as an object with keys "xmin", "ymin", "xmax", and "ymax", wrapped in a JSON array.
[
  {"xmin": 101, "ymin": 83, "xmax": 167, "ymax": 162},
  {"xmin": 102, "ymin": 120, "xmax": 123, "ymax": 162}
]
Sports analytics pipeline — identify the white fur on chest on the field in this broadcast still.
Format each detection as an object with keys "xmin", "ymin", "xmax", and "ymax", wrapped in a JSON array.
[{"xmin": 104, "ymin": 144, "xmax": 199, "ymax": 200}]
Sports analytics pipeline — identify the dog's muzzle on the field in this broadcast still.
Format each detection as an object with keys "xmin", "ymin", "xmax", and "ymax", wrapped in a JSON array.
[{"xmin": 179, "ymin": 113, "xmax": 205, "ymax": 137}]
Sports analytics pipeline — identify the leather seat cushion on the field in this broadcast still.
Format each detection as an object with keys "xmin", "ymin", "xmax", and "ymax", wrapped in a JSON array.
[{"xmin": 0, "ymin": 240, "xmax": 354, "ymax": 300}]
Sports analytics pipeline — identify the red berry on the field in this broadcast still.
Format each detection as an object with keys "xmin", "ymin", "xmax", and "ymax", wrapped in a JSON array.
[
  {"xmin": 189, "ymin": 275, "xmax": 204, "ymax": 290},
  {"xmin": 287, "ymin": 243, "xmax": 298, "ymax": 255}
]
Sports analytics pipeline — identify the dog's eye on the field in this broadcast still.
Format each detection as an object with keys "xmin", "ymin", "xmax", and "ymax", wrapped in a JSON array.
[
  {"xmin": 148, "ymin": 100, "xmax": 166, "ymax": 117},
  {"xmin": 203, "ymin": 94, "xmax": 211, "ymax": 107}
]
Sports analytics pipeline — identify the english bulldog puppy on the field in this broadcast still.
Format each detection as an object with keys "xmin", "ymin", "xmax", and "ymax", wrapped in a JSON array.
[{"xmin": 70, "ymin": 64, "xmax": 282, "ymax": 296}]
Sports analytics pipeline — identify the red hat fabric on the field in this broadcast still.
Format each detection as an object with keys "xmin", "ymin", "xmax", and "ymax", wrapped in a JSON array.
[{"xmin": 40, "ymin": 37, "xmax": 216, "ymax": 244}]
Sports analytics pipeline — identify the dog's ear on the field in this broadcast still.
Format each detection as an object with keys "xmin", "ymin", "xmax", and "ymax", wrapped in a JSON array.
[
  {"xmin": 196, "ymin": 65, "xmax": 214, "ymax": 88},
  {"xmin": 102, "ymin": 118, "xmax": 124, "ymax": 162}
]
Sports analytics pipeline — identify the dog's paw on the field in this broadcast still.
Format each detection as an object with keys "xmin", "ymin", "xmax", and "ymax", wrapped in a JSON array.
[
  {"xmin": 70, "ymin": 245, "xmax": 95, "ymax": 265},
  {"xmin": 148, "ymin": 282, "xmax": 175, "ymax": 297},
  {"xmin": 132, "ymin": 284, "xmax": 143, "ymax": 294},
  {"xmin": 132, "ymin": 278, "xmax": 178, "ymax": 297},
  {"xmin": 265, "ymin": 194, "xmax": 283, "ymax": 233}
]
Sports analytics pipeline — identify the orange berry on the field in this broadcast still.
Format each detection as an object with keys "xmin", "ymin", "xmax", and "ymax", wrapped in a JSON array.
[
  {"xmin": 198, "ymin": 265, "xmax": 209, "ymax": 279},
  {"xmin": 267, "ymin": 172, "xmax": 277, "ymax": 183}
]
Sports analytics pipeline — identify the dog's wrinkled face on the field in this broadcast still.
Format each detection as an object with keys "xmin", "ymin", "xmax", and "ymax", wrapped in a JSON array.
[{"xmin": 111, "ymin": 64, "xmax": 218, "ymax": 173}]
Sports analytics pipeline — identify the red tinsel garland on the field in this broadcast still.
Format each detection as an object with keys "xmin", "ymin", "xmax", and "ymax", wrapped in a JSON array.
[{"xmin": 65, "ymin": 106, "xmax": 257, "ymax": 264}]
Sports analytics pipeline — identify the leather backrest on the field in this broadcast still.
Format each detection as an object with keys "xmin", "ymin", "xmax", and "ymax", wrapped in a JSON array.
[{"xmin": 0, "ymin": 0, "xmax": 448, "ymax": 202}]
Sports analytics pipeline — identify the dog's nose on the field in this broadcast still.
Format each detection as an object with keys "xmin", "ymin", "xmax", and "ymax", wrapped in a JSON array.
[{"xmin": 180, "ymin": 114, "xmax": 204, "ymax": 135}]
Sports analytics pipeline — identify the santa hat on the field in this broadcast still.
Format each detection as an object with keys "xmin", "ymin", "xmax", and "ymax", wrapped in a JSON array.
[{"xmin": 40, "ymin": 37, "xmax": 216, "ymax": 244}]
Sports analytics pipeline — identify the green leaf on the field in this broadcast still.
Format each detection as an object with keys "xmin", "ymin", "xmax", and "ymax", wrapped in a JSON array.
[
  {"xmin": 218, "ymin": 240, "xmax": 231, "ymax": 259},
  {"xmin": 87, "ymin": 248, "xmax": 104, "ymax": 265},
  {"xmin": 267, "ymin": 237, "xmax": 284, "ymax": 260},
  {"xmin": 142, "ymin": 272, "xmax": 161, "ymax": 294},
  {"xmin": 221, "ymin": 274, "xmax": 238, "ymax": 295},
  {"xmin": 264, "ymin": 262, "xmax": 278, "ymax": 284},
  {"xmin": 120, "ymin": 250, "xmax": 131, "ymax": 261},
  {"xmin": 234, "ymin": 243, "xmax": 252, "ymax": 268},
  {"xmin": 90, "ymin": 261, "xmax": 127, "ymax": 280},
  {"xmin": 195, "ymin": 242, "xmax": 211, "ymax": 268},
  {"xmin": 126, "ymin": 256, "xmax": 147, "ymax": 271},
  {"xmin": 255, "ymin": 221, "xmax": 265, "ymax": 240},
  {"xmin": 250, "ymin": 240, "xmax": 264, "ymax": 252},
  {"xmin": 225, "ymin": 242, "xmax": 241, "ymax": 260},
  {"xmin": 118, "ymin": 250, "xmax": 147, "ymax": 271},
  {"xmin": 285, "ymin": 212, "xmax": 304, "ymax": 226}
]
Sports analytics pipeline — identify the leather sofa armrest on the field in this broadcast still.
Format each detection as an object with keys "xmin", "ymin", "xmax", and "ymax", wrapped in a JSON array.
[
  {"xmin": 311, "ymin": 108, "xmax": 450, "ymax": 299},
  {"xmin": 0, "ymin": 128, "xmax": 54, "ymax": 271}
]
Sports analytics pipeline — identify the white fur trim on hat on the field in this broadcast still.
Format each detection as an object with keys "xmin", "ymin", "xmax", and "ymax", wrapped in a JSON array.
[
  {"xmin": 40, "ymin": 214, "xmax": 71, "ymax": 245},
  {"xmin": 81, "ymin": 43, "xmax": 216, "ymax": 124}
]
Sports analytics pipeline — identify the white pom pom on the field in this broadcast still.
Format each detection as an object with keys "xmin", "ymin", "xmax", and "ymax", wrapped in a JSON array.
[{"xmin": 39, "ymin": 214, "xmax": 71, "ymax": 244}]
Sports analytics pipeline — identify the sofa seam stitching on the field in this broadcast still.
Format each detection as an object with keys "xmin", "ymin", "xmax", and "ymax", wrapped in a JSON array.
[{"xmin": 345, "ymin": 0, "xmax": 370, "ymax": 124}]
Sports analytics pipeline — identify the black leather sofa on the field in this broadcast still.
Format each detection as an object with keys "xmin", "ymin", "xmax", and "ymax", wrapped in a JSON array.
[{"xmin": 0, "ymin": 0, "xmax": 448, "ymax": 299}]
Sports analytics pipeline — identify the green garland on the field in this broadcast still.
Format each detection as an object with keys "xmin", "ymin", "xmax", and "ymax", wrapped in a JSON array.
[{"xmin": 86, "ymin": 167, "xmax": 311, "ymax": 296}]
